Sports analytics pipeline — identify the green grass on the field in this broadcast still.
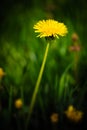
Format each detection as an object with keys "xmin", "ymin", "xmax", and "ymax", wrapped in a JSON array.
[{"xmin": 0, "ymin": 3, "xmax": 87, "ymax": 130}]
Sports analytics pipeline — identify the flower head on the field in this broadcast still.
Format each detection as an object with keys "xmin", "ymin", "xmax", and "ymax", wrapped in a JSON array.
[
  {"xmin": 14, "ymin": 99, "xmax": 23, "ymax": 109},
  {"xmin": 65, "ymin": 105, "xmax": 83, "ymax": 123},
  {"xmin": 50, "ymin": 113, "xmax": 59, "ymax": 123},
  {"xmin": 33, "ymin": 19, "xmax": 68, "ymax": 39},
  {"xmin": 0, "ymin": 68, "xmax": 5, "ymax": 79},
  {"xmin": 67, "ymin": 105, "xmax": 75, "ymax": 112}
]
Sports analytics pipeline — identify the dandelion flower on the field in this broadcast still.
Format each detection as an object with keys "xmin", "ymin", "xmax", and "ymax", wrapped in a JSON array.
[
  {"xmin": 65, "ymin": 105, "xmax": 83, "ymax": 123},
  {"xmin": 14, "ymin": 99, "xmax": 23, "ymax": 109},
  {"xmin": 67, "ymin": 105, "xmax": 75, "ymax": 112},
  {"xmin": 73, "ymin": 111, "xmax": 83, "ymax": 122},
  {"xmin": 0, "ymin": 68, "xmax": 5, "ymax": 79},
  {"xmin": 50, "ymin": 113, "xmax": 59, "ymax": 123},
  {"xmin": 33, "ymin": 19, "xmax": 68, "ymax": 38},
  {"xmin": 27, "ymin": 19, "xmax": 68, "ymax": 127}
]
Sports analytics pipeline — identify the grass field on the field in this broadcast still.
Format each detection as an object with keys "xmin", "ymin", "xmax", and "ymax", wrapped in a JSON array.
[{"xmin": 0, "ymin": 0, "xmax": 87, "ymax": 130}]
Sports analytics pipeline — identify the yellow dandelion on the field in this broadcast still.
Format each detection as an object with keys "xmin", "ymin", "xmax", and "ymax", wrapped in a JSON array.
[
  {"xmin": 65, "ymin": 105, "xmax": 83, "ymax": 123},
  {"xmin": 0, "ymin": 68, "xmax": 5, "ymax": 79},
  {"xmin": 73, "ymin": 111, "xmax": 83, "ymax": 122},
  {"xmin": 33, "ymin": 19, "xmax": 68, "ymax": 38},
  {"xmin": 68, "ymin": 105, "xmax": 75, "ymax": 112},
  {"xmin": 50, "ymin": 113, "xmax": 59, "ymax": 123},
  {"xmin": 26, "ymin": 19, "xmax": 68, "ymax": 128},
  {"xmin": 14, "ymin": 99, "xmax": 23, "ymax": 109}
]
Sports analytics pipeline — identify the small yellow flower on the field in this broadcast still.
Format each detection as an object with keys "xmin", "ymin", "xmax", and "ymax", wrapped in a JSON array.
[
  {"xmin": 14, "ymin": 99, "xmax": 23, "ymax": 109},
  {"xmin": 33, "ymin": 19, "xmax": 68, "ymax": 38},
  {"xmin": 50, "ymin": 113, "xmax": 59, "ymax": 123},
  {"xmin": 72, "ymin": 111, "xmax": 83, "ymax": 122},
  {"xmin": 65, "ymin": 105, "xmax": 83, "ymax": 123},
  {"xmin": 0, "ymin": 68, "xmax": 5, "ymax": 79},
  {"xmin": 67, "ymin": 105, "xmax": 75, "ymax": 112}
]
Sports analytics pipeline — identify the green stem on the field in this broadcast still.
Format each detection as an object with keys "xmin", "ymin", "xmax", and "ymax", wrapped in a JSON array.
[{"xmin": 25, "ymin": 42, "xmax": 50, "ymax": 129}]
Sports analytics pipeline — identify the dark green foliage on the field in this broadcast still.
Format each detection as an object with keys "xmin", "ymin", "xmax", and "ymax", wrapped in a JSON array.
[{"xmin": 0, "ymin": 0, "xmax": 87, "ymax": 129}]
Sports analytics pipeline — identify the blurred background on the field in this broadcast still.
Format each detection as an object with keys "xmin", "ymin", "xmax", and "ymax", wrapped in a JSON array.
[{"xmin": 0, "ymin": 0, "xmax": 87, "ymax": 130}]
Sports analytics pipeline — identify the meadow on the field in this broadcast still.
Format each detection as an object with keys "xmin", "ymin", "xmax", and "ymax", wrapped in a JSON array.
[{"xmin": 0, "ymin": 0, "xmax": 87, "ymax": 130}]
